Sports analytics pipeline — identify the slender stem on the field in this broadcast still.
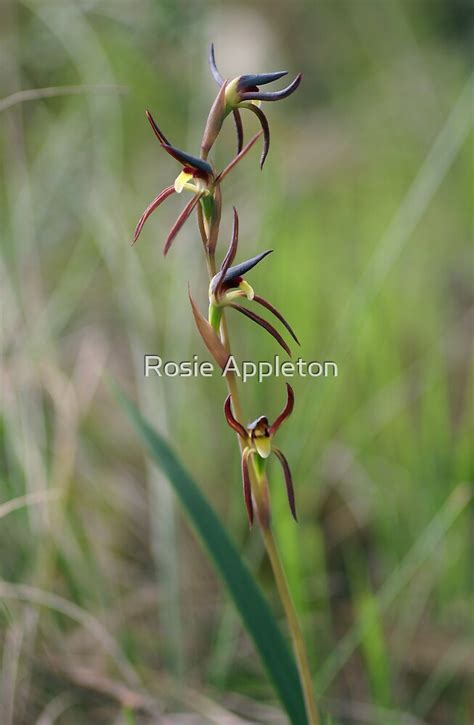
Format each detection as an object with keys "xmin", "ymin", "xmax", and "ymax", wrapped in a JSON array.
[
  {"xmin": 261, "ymin": 521, "xmax": 320, "ymax": 725},
  {"xmin": 201, "ymin": 224, "xmax": 319, "ymax": 724}
]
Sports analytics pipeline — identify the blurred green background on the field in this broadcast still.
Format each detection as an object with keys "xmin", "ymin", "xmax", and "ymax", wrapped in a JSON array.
[{"xmin": 0, "ymin": 1, "xmax": 472, "ymax": 723}]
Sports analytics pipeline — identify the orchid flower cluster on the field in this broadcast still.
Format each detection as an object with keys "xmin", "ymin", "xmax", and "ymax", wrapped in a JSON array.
[{"xmin": 133, "ymin": 46, "xmax": 302, "ymax": 529}]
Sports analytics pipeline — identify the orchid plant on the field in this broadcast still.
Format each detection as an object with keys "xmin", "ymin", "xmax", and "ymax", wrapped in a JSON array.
[{"xmin": 133, "ymin": 46, "xmax": 319, "ymax": 725}]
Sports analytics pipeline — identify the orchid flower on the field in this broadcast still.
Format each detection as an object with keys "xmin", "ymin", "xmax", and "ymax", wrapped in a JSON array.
[
  {"xmin": 209, "ymin": 44, "xmax": 302, "ymax": 168},
  {"xmin": 224, "ymin": 384, "xmax": 296, "ymax": 526},
  {"xmin": 133, "ymin": 111, "xmax": 262, "ymax": 255},
  {"xmin": 208, "ymin": 208, "xmax": 299, "ymax": 356}
]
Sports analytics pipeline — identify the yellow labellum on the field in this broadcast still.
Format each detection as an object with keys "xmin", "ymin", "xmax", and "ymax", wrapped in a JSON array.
[
  {"xmin": 254, "ymin": 436, "xmax": 272, "ymax": 459},
  {"xmin": 174, "ymin": 170, "xmax": 193, "ymax": 193},
  {"xmin": 239, "ymin": 280, "xmax": 254, "ymax": 300}
]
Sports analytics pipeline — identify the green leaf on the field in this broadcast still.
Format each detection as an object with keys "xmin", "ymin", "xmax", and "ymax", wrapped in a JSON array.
[{"xmin": 116, "ymin": 387, "xmax": 308, "ymax": 725}]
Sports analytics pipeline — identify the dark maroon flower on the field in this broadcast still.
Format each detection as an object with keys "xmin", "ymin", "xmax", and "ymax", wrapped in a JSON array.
[
  {"xmin": 208, "ymin": 208, "xmax": 299, "ymax": 356},
  {"xmin": 224, "ymin": 384, "xmax": 296, "ymax": 526},
  {"xmin": 209, "ymin": 44, "xmax": 302, "ymax": 168},
  {"xmin": 133, "ymin": 111, "xmax": 262, "ymax": 255}
]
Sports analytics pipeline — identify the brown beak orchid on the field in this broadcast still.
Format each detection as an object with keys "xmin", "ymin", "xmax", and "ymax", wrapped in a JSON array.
[
  {"xmin": 209, "ymin": 44, "xmax": 302, "ymax": 168},
  {"xmin": 224, "ymin": 384, "xmax": 296, "ymax": 527},
  {"xmin": 132, "ymin": 47, "xmax": 321, "ymax": 723},
  {"xmin": 208, "ymin": 208, "xmax": 299, "ymax": 356}
]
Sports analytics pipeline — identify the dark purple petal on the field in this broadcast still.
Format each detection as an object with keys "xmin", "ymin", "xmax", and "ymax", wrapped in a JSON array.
[
  {"xmin": 224, "ymin": 394, "xmax": 248, "ymax": 439},
  {"xmin": 162, "ymin": 144, "xmax": 213, "ymax": 176},
  {"xmin": 133, "ymin": 186, "xmax": 176, "ymax": 244},
  {"xmin": 211, "ymin": 207, "xmax": 239, "ymax": 296},
  {"xmin": 209, "ymin": 43, "xmax": 224, "ymax": 86},
  {"xmin": 269, "ymin": 384, "xmax": 295, "ymax": 436},
  {"xmin": 232, "ymin": 109, "xmax": 244, "ymax": 154},
  {"xmin": 242, "ymin": 448, "xmax": 254, "ymax": 526},
  {"xmin": 273, "ymin": 447, "xmax": 297, "ymax": 521},
  {"xmin": 145, "ymin": 110, "xmax": 171, "ymax": 146},
  {"xmin": 164, "ymin": 194, "xmax": 202, "ymax": 255},
  {"xmin": 240, "ymin": 73, "xmax": 302, "ymax": 102},
  {"xmin": 237, "ymin": 71, "xmax": 287, "ymax": 89},
  {"xmin": 243, "ymin": 104, "xmax": 270, "ymax": 169},
  {"xmin": 229, "ymin": 304, "xmax": 291, "ymax": 356},
  {"xmin": 216, "ymin": 130, "xmax": 263, "ymax": 182},
  {"xmin": 253, "ymin": 295, "xmax": 299, "ymax": 345},
  {"xmin": 220, "ymin": 250, "xmax": 272, "ymax": 288}
]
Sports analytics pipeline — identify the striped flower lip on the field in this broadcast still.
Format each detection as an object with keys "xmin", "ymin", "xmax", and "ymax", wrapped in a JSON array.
[
  {"xmin": 133, "ymin": 110, "xmax": 263, "ymax": 255},
  {"xmin": 209, "ymin": 43, "xmax": 302, "ymax": 168},
  {"xmin": 224, "ymin": 384, "xmax": 296, "ymax": 526},
  {"xmin": 208, "ymin": 208, "xmax": 299, "ymax": 357}
]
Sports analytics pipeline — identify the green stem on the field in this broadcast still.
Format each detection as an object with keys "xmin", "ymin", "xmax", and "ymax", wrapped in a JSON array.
[
  {"xmin": 261, "ymin": 519, "xmax": 320, "ymax": 725},
  {"xmin": 201, "ymin": 244, "xmax": 319, "ymax": 724}
]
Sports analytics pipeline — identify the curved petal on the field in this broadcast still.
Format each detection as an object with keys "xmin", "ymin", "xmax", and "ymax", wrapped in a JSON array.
[
  {"xmin": 238, "ymin": 71, "xmax": 288, "ymax": 89},
  {"xmin": 164, "ymin": 193, "xmax": 202, "ymax": 255},
  {"xmin": 229, "ymin": 304, "xmax": 291, "ymax": 357},
  {"xmin": 221, "ymin": 249, "xmax": 273, "ymax": 288},
  {"xmin": 145, "ymin": 110, "xmax": 171, "ymax": 146},
  {"xmin": 269, "ymin": 384, "xmax": 295, "ymax": 436},
  {"xmin": 253, "ymin": 295, "xmax": 300, "ymax": 345},
  {"xmin": 273, "ymin": 447, "xmax": 297, "ymax": 521},
  {"xmin": 232, "ymin": 109, "xmax": 244, "ymax": 154},
  {"xmin": 240, "ymin": 73, "xmax": 302, "ymax": 102},
  {"xmin": 217, "ymin": 130, "xmax": 263, "ymax": 182},
  {"xmin": 209, "ymin": 43, "xmax": 224, "ymax": 86},
  {"xmin": 242, "ymin": 103, "xmax": 270, "ymax": 169},
  {"xmin": 224, "ymin": 394, "xmax": 248, "ymax": 439},
  {"xmin": 162, "ymin": 144, "xmax": 213, "ymax": 176},
  {"xmin": 133, "ymin": 186, "xmax": 175, "ymax": 244},
  {"xmin": 242, "ymin": 448, "xmax": 255, "ymax": 526},
  {"xmin": 211, "ymin": 207, "xmax": 239, "ymax": 296}
]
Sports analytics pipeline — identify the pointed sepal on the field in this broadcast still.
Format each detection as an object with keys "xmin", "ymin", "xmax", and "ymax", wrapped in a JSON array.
[
  {"xmin": 253, "ymin": 295, "xmax": 300, "ymax": 345},
  {"xmin": 224, "ymin": 394, "xmax": 248, "ymax": 440},
  {"xmin": 229, "ymin": 303, "xmax": 291, "ymax": 356},
  {"xmin": 133, "ymin": 186, "xmax": 176, "ymax": 244},
  {"xmin": 241, "ymin": 448, "xmax": 255, "ymax": 526},
  {"xmin": 164, "ymin": 194, "xmax": 202, "ymax": 255},
  {"xmin": 240, "ymin": 73, "xmax": 302, "ymax": 102},
  {"xmin": 269, "ymin": 384, "xmax": 295, "ymax": 436},
  {"xmin": 209, "ymin": 43, "xmax": 224, "ymax": 86},
  {"xmin": 273, "ymin": 447, "xmax": 297, "ymax": 521}
]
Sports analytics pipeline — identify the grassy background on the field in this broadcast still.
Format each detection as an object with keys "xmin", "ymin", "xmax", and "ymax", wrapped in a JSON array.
[{"xmin": 0, "ymin": 0, "xmax": 472, "ymax": 723}]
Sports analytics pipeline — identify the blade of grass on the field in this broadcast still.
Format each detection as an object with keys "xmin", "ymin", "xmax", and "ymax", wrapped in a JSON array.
[{"xmin": 115, "ymin": 385, "xmax": 309, "ymax": 725}]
